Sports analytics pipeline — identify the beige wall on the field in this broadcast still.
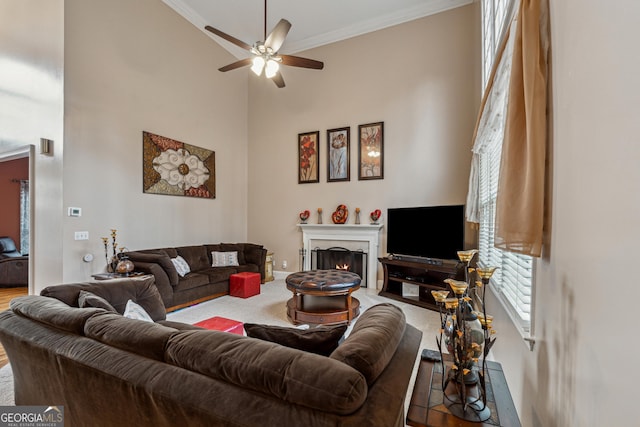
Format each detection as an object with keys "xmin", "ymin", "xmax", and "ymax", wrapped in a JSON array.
[
  {"xmin": 0, "ymin": 0, "xmax": 65, "ymax": 291},
  {"xmin": 247, "ymin": 4, "xmax": 481, "ymax": 282},
  {"xmin": 489, "ymin": 1, "xmax": 640, "ymax": 426},
  {"xmin": 61, "ymin": 0, "xmax": 249, "ymax": 284}
]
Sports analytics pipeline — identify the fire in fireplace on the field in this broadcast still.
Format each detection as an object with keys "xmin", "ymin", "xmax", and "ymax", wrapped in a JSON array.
[{"xmin": 311, "ymin": 247, "xmax": 368, "ymax": 287}]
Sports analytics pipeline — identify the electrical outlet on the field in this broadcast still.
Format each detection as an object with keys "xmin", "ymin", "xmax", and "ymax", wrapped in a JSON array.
[
  {"xmin": 281, "ymin": 260, "xmax": 287, "ymax": 269},
  {"xmin": 74, "ymin": 231, "xmax": 89, "ymax": 240}
]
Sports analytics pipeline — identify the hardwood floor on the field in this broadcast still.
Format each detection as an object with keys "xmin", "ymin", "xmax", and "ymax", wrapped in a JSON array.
[{"xmin": 0, "ymin": 287, "xmax": 28, "ymax": 368}]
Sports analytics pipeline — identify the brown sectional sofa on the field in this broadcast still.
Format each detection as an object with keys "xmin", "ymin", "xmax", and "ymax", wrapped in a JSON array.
[
  {"xmin": 126, "ymin": 243, "xmax": 267, "ymax": 311},
  {"xmin": 0, "ymin": 278, "xmax": 422, "ymax": 427}
]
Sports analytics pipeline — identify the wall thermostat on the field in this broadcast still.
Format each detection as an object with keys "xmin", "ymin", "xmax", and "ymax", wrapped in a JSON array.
[
  {"xmin": 82, "ymin": 253, "xmax": 94, "ymax": 262},
  {"xmin": 68, "ymin": 207, "xmax": 82, "ymax": 217}
]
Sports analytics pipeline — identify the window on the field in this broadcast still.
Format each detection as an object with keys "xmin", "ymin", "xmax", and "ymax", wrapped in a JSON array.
[{"xmin": 478, "ymin": 0, "xmax": 534, "ymax": 334}]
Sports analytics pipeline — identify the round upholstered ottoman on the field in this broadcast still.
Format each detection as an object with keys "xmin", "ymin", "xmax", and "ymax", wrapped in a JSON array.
[{"xmin": 285, "ymin": 270, "xmax": 361, "ymax": 325}]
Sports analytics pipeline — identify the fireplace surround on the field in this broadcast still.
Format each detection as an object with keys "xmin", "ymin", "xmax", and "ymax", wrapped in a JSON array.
[{"xmin": 298, "ymin": 223, "xmax": 383, "ymax": 288}]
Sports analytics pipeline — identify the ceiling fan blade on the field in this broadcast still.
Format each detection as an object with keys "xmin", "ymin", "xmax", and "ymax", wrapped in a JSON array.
[
  {"xmin": 205, "ymin": 25, "xmax": 252, "ymax": 51},
  {"xmin": 279, "ymin": 54, "xmax": 324, "ymax": 70},
  {"xmin": 218, "ymin": 58, "xmax": 254, "ymax": 72},
  {"xmin": 264, "ymin": 19, "xmax": 292, "ymax": 52},
  {"xmin": 271, "ymin": 71, "xmax": 286, "ymax": 88}
]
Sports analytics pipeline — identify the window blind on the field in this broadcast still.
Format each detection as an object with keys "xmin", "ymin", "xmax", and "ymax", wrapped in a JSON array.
[{"xmin": 477, "ymin": 0, "xmax": 533, "ymax": 332}]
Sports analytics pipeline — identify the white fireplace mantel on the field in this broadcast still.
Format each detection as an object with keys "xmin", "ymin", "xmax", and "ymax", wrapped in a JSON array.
[{"xmin": 297, "ymin": 223, "xmax": 383, "ymax": 287}]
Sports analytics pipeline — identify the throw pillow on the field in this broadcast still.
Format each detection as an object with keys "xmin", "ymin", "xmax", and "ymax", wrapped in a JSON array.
[
  {"xmin": 244, "ymin": 323, "xmax": 348, "ymax": 356},
  {"xmin": 77, "ymin": 290, "xmax": 118, "ymax": 313},
  {"xmin": 171, "ymin": 255, "xmax": 191, "ymax": 277},
  {"xmin": 123, "ymin": 299, "xmax": 153, "ymax": 323},
  {"xmin": 211, "ymin": 251, "xmax": 239, "ymax": 267}
]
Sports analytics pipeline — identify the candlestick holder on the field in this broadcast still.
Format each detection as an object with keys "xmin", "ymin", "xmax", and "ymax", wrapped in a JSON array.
[{"xmin": 432, "ymin": 249, "xmax": 497, "ymax": 423}]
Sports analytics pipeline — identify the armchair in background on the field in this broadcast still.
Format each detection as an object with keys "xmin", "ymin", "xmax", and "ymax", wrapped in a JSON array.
[{"xmin": 0, "ymin": 237, "xmax": 28, "ymax": 287}]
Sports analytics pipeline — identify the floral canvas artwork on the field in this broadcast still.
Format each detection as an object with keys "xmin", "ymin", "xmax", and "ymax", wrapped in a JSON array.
[
  {"xmin": 143, "ymin": 131, "xmax": 215, "ymax": 198},
  {"xmin": 327, "ymin": 127, "xmax": 350, "ymax": 182},
  {"xmin": 358, "ymin": 122, "xmax": 384, "ymax": 180},
  {"xmin": 298, "ymin": 131, "xmax": 319, "ymax": 184}
]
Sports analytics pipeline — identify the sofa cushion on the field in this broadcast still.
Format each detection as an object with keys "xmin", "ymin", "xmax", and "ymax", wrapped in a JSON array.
[
  {"xmin": 85, "ymin": 311, "xmax": 179, "ymax": 361},
  {"xmin": 40, "ymin": 277, "xmax": 167, "ymax": 322},
  {"xmin": 176, "ymin": 246, "xmax": 210, "ymax": 271},
  {"xmin": 210, "ymin": 251, "xmax": 239, "ymax": 267},
  {"xmin": 124, "ymin": 300, "xmax": 153, "ymax": 322},
  {"xmin": 219, "ymin": 244, "xmax": 246, "ymax": 265},
  {"xmin": 330, "ymin": 303, "xmax": 406, "ymax": 385},
  {"xmin": 165, "ymin": 330, "xmax": 367, "ymax": 415},
  {"xmin": 233, "ymin": 264, "xmax": 260, "ymax": 275},
  {"xmin": 78, "ymin": 290, "xmax": 117, "ymax": 313},
  {"xmin": 243, "ymin": 243, "xmax": 265, "ymax": 266},
  {"xmin": 161, "ymin": 247, "xmax": 178, "ymax": 258},
  {"xmin": 244, "ymin": 323, "xmax": 347, "ymax": 356},
  {"xmin": 127, "ymin": 251, "xmax": 179, "ymax": 286},
  {"xmin": 200, "ymin": 267, "xmax": 237, "ymax": 284},
  {"xmin": 171, "ymin": 255, "xmax": 191, "ymax": 277},
  {"xmin": 10, "ymin": 295, "xmax": 104, "ymax": 335},
  {"xmin": 157, "ymin": 320, "xmax": 205, "ymax": 331},
  {"xmin": 174, "ymin": 273, "xmax": 210, "ymax": 292}
]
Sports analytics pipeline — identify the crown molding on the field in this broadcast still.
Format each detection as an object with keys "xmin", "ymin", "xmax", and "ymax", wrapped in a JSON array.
[
  {"xmin": 163, "ymin": 0, "xmax": 474, "ymax": 59},
  {"xmin": 284, "ymin": 0, "xmax": 474, "ymax": 54}
]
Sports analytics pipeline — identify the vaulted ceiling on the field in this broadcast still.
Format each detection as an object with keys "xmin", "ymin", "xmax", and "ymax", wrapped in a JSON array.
[{"xmin": 162, "ymin": 0, "xmax": 475, "ymax": 59}]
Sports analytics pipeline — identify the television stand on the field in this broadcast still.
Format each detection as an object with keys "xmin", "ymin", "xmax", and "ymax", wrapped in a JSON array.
[{"xmin": 378, "ymin": 256, "xmax": 464, "ymax": 311}]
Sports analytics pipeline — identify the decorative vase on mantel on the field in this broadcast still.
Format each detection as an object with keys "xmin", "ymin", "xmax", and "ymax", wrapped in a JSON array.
[
  {"xmin": 370, "ymin": 209, "xmax": 381, "ymax": 224},
  {"xmin": 331, "ymin": 204, "xmax": 348, "ymax": 224},
  {"xmin": 299, "ymin": 210, "xmax": 310, "ymax": 224}
]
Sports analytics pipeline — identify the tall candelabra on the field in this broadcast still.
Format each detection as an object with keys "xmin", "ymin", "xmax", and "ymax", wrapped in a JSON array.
[{"xmin": 431, "ymin": 249, "xmax": 497, "ymax": 422}]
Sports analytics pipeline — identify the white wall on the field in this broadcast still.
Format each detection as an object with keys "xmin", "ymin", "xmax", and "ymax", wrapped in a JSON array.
[
  {"xmin": 490, "ymin": 1, "xmax": 640, "ymax": 426},
  {"xmin": 247, "ymin": 5, "xmax": 481, "ymax": 280},
  {"xmin": 61, "ymin": 0, "xmax": 250, "ymax": 284},
  {"xmin": 0, "ymin": 0, "xmax": 65, "ymax": 290}
]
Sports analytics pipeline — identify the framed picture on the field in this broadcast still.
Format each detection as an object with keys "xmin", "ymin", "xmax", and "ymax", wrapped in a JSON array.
[
  {"xmin": 298, "ymin": 131, "xmax": 319, "ymax": 184},
  {"xmin": 358, "ymin": 122, "xmax": 384, "ymax": 180},
  {"xmin": 327, "ymin": 127, "xmax": 350, "ymax": 182},
  {"xmin": 142, "ymin": 131, "xmax": 215, "ymax": 198}
]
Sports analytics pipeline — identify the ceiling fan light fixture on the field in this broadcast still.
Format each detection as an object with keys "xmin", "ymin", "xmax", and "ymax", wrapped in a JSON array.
[
  {"xmin": 251, "ymin": 56, "xmax": 265, "ymax": 76},
  {"xmin": 265, "ymin": 59, "xmax": 280, "ymax": 78}
]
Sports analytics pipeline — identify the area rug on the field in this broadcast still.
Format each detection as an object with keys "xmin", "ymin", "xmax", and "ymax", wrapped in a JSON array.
[{"xmin": 0, "ymin": 277, "xmax": 443, "ymax": 409}]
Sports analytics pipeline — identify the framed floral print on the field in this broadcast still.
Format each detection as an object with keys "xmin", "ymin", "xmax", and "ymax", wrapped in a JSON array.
[
  {"xmin": 298, "ymin": 131, "xmax": 319, "ymax": 184},
  {"xmin": 358, "ymin": 122, "xmax": 384, "ymax": 180},
  {"xmin": 327, "ymin": 127, "xmax": 350, "ymax": 182},
  {"xmin": 143, "ymin": 131, "xmax": 215, "ymax": 198}
]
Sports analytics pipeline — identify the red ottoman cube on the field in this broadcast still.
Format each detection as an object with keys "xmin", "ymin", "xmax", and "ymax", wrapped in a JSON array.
[
  {"xmin": 194, "ymin": 316, "xmax": 244, "ymax": 335},
  {"xmin": 229, "ymin": 272, "xmax": 261, "ymax": 298}
]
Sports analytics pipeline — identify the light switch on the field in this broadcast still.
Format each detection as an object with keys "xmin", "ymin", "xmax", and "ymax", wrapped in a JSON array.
[{"xmin": 74, "ymin": 231, "xmax": 89, "ymax": 240}]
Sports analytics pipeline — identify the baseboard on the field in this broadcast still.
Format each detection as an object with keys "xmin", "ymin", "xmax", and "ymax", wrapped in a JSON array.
[{"xmin": 273, "ymin": 271, "xmax": 289, "ymax": 280}]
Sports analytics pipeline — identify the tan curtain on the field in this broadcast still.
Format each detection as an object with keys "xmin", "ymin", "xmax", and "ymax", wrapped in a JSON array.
[{"xmin": 494, "ymin": 0, "xmax": 549, "ymax": 257}]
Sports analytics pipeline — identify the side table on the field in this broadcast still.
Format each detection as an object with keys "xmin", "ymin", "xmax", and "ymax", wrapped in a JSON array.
[{"xmin": 407, "ymin": 352, "xmax": 521, "ymax": 427}]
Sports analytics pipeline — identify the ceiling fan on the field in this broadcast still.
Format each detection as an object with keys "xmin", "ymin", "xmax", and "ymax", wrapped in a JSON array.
[{"xmin": 204, "ymin": 0, "xmax": 324, "ymax": 88}]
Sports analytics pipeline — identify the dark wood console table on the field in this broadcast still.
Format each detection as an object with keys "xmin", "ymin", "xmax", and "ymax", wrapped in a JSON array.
[
  {"xmin": 407, "ymin": 353, "xmax": 521, "ymax": 427},
  {"xmin": 378, "ymin": 257, "xmax": 464, "ymax": 311}
]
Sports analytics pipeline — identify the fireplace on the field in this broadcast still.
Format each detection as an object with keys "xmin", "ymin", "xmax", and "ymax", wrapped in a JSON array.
[
  {"xmin": 298, "ymin": 223, "xmax": 383, "ymax": 289},
  {"xmin": 311, "ymin": 247, "xmax": 368, "ymax": 287}
]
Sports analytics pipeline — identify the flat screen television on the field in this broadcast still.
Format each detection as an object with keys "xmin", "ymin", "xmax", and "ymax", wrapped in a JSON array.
[{"xmin": 386, "ymin": 205, "xmax": 465, "ymax": 261}]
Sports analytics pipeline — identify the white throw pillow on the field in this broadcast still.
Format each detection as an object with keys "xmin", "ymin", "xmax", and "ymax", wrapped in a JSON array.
[
  {"xmin": 211, "ymin": 251, "xmax": 239, "ymax": 267},
  {"xmin": 123, "ymin": 300, "xmax": 153, "ymax": 323},
  {"xmin": 171, "ymin": 255, "xmax": 191, "ymax": 277}
]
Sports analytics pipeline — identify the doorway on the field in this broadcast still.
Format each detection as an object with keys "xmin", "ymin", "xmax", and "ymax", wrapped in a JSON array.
[{"xmin": 0, "ymin": 145, "xmax": 34, "ymax": 293}]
